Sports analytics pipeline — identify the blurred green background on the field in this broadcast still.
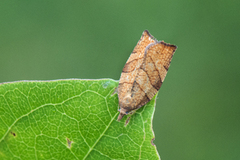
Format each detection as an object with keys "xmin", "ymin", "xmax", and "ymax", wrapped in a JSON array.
[{"xmin": 0, "ymin": 0, "xmax": 239, "ymax": 159}]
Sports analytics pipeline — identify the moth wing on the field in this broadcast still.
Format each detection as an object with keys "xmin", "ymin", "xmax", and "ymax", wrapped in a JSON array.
[
  {"xmin": 146, "ymin": 41, "xmax": 177, "ymax": 84},
  {"xmin": 118, "ymin": 30, "xmax": 156, "ymax": 111},
  {"xmin": 131, "ymin": 41, "xmax": 177, "ymax": 108}
]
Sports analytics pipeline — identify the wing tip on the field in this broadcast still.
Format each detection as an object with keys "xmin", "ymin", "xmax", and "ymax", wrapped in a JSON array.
[
  {"xmin": 142, "ymin": 30, "xmax": 155, "ymax": 40},
  {"xmin": 160, "ymin": 41, "xmax": 177, "ymax": 52}
]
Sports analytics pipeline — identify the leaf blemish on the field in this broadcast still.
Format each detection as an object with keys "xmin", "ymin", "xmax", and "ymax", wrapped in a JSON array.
[
  {"xmin": 151, "ymin": 138, "xmax": 155, "ymax": 146},
  {"xmin": 67, "ymin": 138, "xmax": 72, "ymax": 148},
  {"xmin": 102, "ymin": 81, "xmax": 110, "ymax": 88},
  {"xmin": 11, "ymin": 132, "xmax": 16, "ymax": 137}
]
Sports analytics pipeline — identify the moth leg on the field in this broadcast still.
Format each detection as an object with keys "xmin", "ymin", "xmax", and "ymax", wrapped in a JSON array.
[
  {"xmin": 128, "ymin": 109, "xmax": 137, "ymax": 115},
  {"xmin": 111, "ymin": 86, "xmax": 118, "ymax": 96},
  {"xmin": 124, "ymin": 116, "xmax": 131, "ymax": 126},
  {"xmin": 124, "ymin": 110, "xmax": 137, "ymax": 120}
]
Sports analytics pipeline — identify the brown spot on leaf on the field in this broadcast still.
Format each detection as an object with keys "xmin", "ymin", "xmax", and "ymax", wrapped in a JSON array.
[
  {"xmin": 67, "ymin": 138, "xmax": 72, "ymax": 148},
  {"xmin": 11, "ymin": 132, "xmax": 16, "ymax": 137},
  {"xmin": 151, "ymin": 138, "xmax": 155, "ymax": 146}
]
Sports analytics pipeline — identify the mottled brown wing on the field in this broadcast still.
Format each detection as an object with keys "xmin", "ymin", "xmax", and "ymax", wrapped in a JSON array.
[
  {"xmin": 117, "ymin": 30, "xmax": 177, "ymax": 121},
  {"xmin": 131, "ymin": 41, "xmax": 177, "ymax": 110},
  {"xmin": 118, "ymin": 30, "xmax": 156, "ymax": 111}
]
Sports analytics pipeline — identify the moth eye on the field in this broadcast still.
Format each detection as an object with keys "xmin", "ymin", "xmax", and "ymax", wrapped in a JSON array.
[{"xmin": 126, "ymin": 111, "xmax": 129, "ymax": 114}]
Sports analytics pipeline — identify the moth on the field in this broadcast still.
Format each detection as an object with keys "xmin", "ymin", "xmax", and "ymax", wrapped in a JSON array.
[{"xmin": 117, "ymin": 30, "xmax": 177, "ymax": 121}]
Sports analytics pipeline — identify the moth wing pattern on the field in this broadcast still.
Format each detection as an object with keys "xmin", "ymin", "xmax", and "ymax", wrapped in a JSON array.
[
  {"xmin": 117, "ymin": 30, "xmax": 177, "ymax": 121},
  {"xmin": 133, "ymin": 41, "xmax": 177, "ymax": 106},
  {"xmin": 118, "ymin": 30, "xmax": 156, "ymax": 113}
]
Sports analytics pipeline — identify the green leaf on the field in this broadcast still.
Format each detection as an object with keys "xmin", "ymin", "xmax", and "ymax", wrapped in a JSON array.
[{"xmin": 0, "ymin": 79, "xmax": 159, "ymax": 160}]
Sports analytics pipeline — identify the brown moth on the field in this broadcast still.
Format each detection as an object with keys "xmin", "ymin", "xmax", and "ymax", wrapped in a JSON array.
[{"xmin": 117, "ymin": 30, "xmax": 177, "ymax": 121}]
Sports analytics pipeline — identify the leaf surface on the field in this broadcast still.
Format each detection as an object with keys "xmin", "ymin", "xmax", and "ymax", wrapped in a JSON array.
[{"xmin": 0, "ymin": 79, "xmax": 159, "ymax": 160}]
